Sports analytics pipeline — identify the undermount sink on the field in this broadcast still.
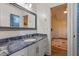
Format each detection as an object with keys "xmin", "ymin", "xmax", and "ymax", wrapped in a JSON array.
[
  {"xmin": 7, "ymin": 39, "xmax": 37, "ymax": 54},
  {"xmin": 24, "ymin": 39, "xmax": 36, "ymax": 42}
]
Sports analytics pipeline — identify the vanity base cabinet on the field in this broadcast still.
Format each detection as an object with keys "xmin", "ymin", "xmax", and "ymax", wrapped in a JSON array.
[{"xmin": 10, "ymin": 37, "xmax": 49, "ymax": 56}]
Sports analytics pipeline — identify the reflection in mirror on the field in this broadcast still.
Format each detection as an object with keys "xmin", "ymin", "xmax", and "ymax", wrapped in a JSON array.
[
  {"xmin": 0, "ymin": 3, "xmax": 36, "ymax": 29},
  {"xmin": 10, "ymin": 14, "xmax": 20, "ymax": 27}
]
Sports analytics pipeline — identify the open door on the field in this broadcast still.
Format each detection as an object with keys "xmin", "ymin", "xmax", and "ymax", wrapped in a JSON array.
[{"xmin": 51, "ymin": 4, "xmax": 67, "ymax": 56}]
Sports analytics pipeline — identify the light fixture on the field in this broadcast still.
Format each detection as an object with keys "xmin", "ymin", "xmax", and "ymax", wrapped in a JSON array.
[
  {"xmin": 28, "ymin": 4, "xmax": 32, "ymax": 8},
  {"xmin": 64, "ymin": 8, "xmax": 67, "ymax": 14},
  {"xmin": 64, "ymin": 10, "xmax": 67, "ymax": 14},
  {"xmin": 25, "ymin": 3, "xmax": 32, "ymax": 8}
]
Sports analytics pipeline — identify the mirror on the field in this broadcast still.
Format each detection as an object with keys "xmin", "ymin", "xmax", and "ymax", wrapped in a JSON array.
[{"xmin": 0, "ymin": 3, "xmax": 37, "ymax": 30}]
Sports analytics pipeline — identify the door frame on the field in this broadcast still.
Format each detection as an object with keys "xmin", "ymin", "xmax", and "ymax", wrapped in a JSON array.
[
  {"xmin": 51, "ymin": 3, "xmax": 75, "ymax": 56},
  {"xmin": 73, "ymin": 3, "xmax": 77, "ymax": 56}
]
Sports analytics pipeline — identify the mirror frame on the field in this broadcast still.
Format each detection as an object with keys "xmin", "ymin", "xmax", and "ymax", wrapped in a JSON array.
[{"xmin": 0, "ymin": 3, "xmax": 37, "ymax": 31}]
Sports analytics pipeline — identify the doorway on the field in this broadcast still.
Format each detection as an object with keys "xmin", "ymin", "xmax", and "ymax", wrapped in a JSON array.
[{"xmin": 51, "ymin": 4, "xmax": 67, "ymax": 56}]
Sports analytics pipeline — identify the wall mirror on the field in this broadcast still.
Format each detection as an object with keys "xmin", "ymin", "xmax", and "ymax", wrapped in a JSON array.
[{"xmin": 0, "ymin": 3, "xmax": 37, "ymax": 30}]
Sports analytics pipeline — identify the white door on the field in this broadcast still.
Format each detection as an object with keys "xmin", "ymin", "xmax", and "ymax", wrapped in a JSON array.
[
  {"xmin": 73, "ymin": 3, "xmax": 78, "ymax": 56},
  {"xmin": 67, "ymin": 3, "xmax": 77, "ymax": 56}
]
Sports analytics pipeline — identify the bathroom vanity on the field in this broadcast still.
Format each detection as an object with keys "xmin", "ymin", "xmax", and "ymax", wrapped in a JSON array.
[
  {"xmin": 0, "ymin": 4, "xmax": 49, "ymax": 56},
  {"xmin": 0, "ymin": 34, "xmax": 49, "ymax": 56}
]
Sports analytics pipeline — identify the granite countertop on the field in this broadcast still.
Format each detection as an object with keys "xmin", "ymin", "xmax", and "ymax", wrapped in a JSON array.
[{"xmin": 0, "ymin": 33, "xmax": 47, "ymax": 56}]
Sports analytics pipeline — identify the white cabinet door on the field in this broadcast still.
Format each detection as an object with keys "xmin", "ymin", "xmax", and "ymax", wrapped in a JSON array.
[
  {"xmin": 38, "ymin": 39, "xmax": 45, "ymax": 56},
  {"xmin": 10, "ymin": 47, "xmax": 28, "ymax": 56},
  {"xmin": 38, "ymin": 37, "xmax": 49, "ymax": 56},
  {"xmin": 43, "ymin": 38, "xmax": 49, "ymax": 55},
  {"xmin": 27, "ymin": 43, "xmax": 37, "ymax": 56}
]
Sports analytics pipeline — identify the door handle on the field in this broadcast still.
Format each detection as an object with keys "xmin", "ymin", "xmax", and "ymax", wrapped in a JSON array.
[
  {"xmin": 73, "ymin": 35, "xmax": 75, "ymax": 38},
  {"xmin": 51, "ymin": 28, "xmax": 52, "ymax": 32}
]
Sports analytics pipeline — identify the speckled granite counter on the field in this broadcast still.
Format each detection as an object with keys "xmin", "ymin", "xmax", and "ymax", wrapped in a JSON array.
[{"xmin": 0, "ymin": 33, "xmax": 47, "ymax": 56}]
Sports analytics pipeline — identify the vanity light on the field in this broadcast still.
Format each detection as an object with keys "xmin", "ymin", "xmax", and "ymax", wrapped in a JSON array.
[
  {"xmin": 64, "ymin": 8, "xmax": 67, "ymax": 14},
  {"xmin": 64, "ymin": 10, "xmax": 67, "ymax": 14},
  {"xmin": 25, "ymin": 3, "xmax": 32, "ymax": 8},
  {"xmin": 28, "ymin": 4, "xmax": 32, "ymax": 8}
]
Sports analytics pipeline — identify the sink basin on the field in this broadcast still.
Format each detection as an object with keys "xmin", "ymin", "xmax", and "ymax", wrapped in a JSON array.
[
  {"xmin": 7, "ymin": 39, "xmax": 37, "ymax": 53},
  {"xmin": 24, "ymin": 39, "xmax": 36, "ymax": 42}
]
